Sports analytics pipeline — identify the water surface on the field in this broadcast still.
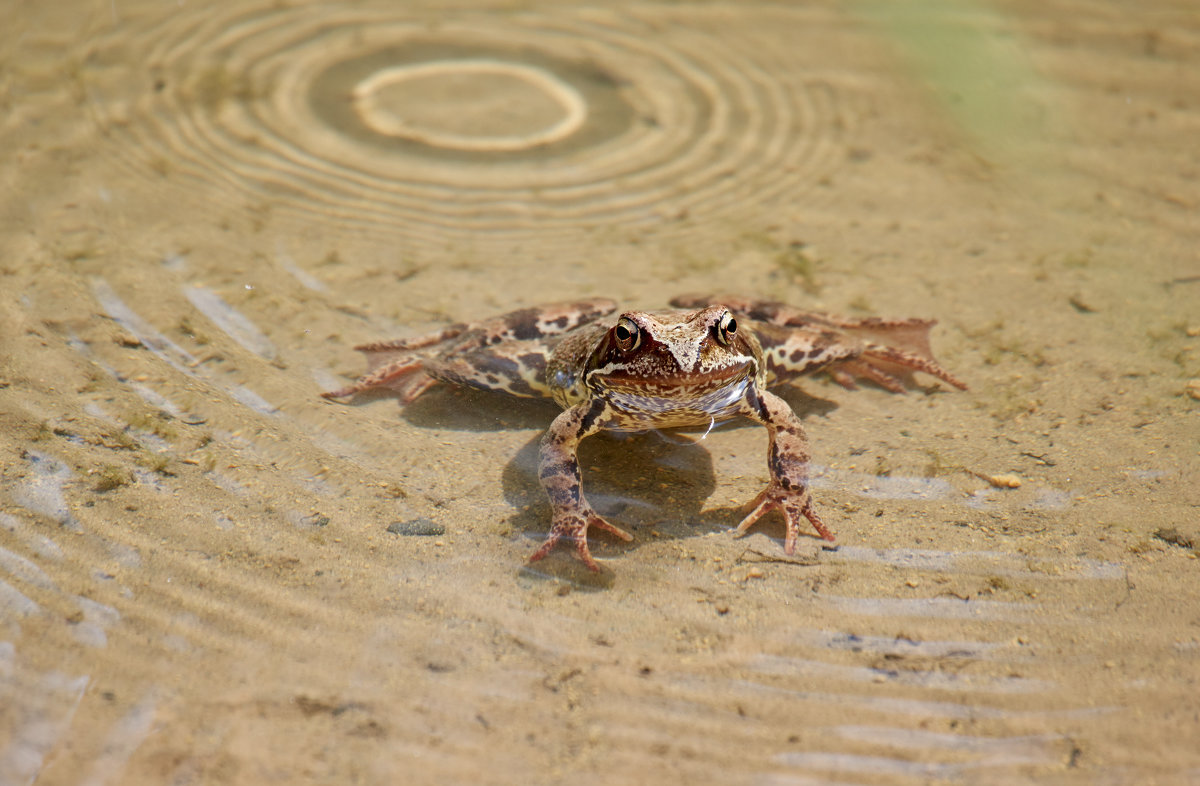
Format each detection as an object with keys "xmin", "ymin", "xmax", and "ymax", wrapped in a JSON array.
[{"xmin": 1, "ymin": 1, "xmax": 1198, "ymax": 783}]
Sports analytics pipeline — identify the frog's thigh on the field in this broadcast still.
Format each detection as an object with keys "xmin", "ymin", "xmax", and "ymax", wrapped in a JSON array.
[{"xmin": 422, "ymin": 344, "xmax": 551, "ymax": 399}]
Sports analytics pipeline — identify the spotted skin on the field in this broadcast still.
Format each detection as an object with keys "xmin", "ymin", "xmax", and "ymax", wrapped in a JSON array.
[
  {"xmin": 738, "ymin": 387, "xmax": 834, "ymax": 555},
  {"xmin": 324, "ymin": 295, "xmax": 966, "ymax": 571},
  {"xmin": 321, "ymin": 299, "xmax": 617, "ymax": 401},
  {"xmin": 670, "ymin": 294, "xmax": 968, "ymax": 393},
  {"xmin": 530, "ymin": 399, "xmax": 634, "ymax": 569}
]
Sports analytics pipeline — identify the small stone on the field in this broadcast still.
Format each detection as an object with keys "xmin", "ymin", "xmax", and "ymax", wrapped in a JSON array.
[
  {"xmin": 1186, "ymin": 379, "xmax": 1200, "ymax": 401},
  {"xmin": 387, "ymin": 517, "xmax": 445, "ymax": 537},
  {"xmin": 988, "ymin": 473, "xmax": 1023, "ymax": 489}
]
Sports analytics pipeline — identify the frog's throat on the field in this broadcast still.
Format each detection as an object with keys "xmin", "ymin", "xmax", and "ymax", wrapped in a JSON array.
[{"xmin": 591, "ymin": 368, "xmax": 755, "ymax": 426}]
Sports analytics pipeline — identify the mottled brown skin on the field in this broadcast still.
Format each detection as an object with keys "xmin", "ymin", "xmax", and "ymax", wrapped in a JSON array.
[{"xmin": 323, "ymin": 295, "xmax": 966, "ymax": 571}]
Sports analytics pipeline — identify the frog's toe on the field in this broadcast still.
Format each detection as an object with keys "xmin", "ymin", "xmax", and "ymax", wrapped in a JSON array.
[
  {"xmin": 591, "ymin": 515, "xmax": 634, "ymax": 543},
  {"xmin": 320, "ymin": 384, "xmax": 363, "ymax": 400},
  {"xmin": 529, "ymin": 530, "xmax": 569, "ymax": 565},
  {"xmin": 792, "ymin": 497, "xmax": 836, "ymax": 551},
  {"xmin": 573, "ymin": 538, "xmax": 601, "ymax": 572}
]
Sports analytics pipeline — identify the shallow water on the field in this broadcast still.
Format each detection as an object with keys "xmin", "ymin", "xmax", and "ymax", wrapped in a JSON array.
[{"xmin": 2, "ymin": 1, "xmax": 1198, "ymax": 784}]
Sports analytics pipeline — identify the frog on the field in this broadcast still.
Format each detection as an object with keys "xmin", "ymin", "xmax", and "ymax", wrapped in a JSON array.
[{"xmin": 323, "ymin": 294, "xmax": 966, "ymax": 571}]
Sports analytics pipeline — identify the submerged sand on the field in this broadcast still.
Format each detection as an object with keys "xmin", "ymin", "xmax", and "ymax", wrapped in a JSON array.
[{"xmin": 1, "ymin": 1, "xmax": 1197, "ymax": 783}]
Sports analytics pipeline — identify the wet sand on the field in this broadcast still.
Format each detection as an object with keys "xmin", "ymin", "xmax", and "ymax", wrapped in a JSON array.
[{"xmin": 1, "ymin": 1, "xmax": 1198, "ymax": 783}]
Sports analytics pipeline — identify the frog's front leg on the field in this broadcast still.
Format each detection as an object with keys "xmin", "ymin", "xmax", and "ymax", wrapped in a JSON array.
[
  {"xmin": 529, "ymin": 402, "xmax": 633, "ymax": 571},
  {"xmin": 737, "ymin": 389, "xmax": 836, "ymax": 553}
]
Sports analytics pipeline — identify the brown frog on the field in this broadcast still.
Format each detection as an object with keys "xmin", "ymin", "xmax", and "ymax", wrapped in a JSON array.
[{"xmin": 323, "ymin": 295, "xmax": 966, "ymax": 571}]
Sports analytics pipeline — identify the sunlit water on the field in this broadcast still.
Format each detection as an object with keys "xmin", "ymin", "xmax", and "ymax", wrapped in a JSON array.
[{"xmin": 2, "ymin": 1, "xmax": 1198, "ymax": 784}]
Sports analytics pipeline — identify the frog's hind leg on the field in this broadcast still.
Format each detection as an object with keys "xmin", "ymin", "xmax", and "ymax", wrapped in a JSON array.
[
  {"xmin": 323, "ymin": 299, "xmax": 618, "ymax": 403},
  {"xmin": 677, "ymin": 295, "xmax": 967, "ymax": 392},
  {"xmin": 321, "ymin": 326, "xmax": 469, "ymax": 402},
  {"xmin": 773, "ymin": 312, "xmax": 966, "ymax": 391},
  {"xmin": 421, "ymin": 343, "xmax": 554, "ymax": 399},
  {"xmin": 321, "ymin": 350, "xmax": 438, "ymax": 403},
  {"xmin": 828, "ymin": 339, "xmax": 967, "ymax": 393},
  {"xmin": 326, "ymin": 340, "xmax": 555, "ymax": 402},
  {"xmin": 826, "ymin": 360, "xmax": 904, "ymax": 393}
]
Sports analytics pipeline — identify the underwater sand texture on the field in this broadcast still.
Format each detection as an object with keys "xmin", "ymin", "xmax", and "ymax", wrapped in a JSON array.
[{"xmin": 1, "ymin": 1, "xmax": 1198, "ymax": 783}]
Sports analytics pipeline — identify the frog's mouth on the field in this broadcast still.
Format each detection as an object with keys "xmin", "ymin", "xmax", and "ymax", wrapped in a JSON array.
[
  {"xmin": 591, "ymin": 362, "xmax": 756, "ymax": 425},
  {"xmin": 595, "ymin": 359, "xmax": 753, "ymax": 391}
]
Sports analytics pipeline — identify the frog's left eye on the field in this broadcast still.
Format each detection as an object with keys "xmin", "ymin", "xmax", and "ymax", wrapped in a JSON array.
[
  {"xmin": 614, "ymin": 317, "xmax": 641, "ymax": 351},
  {"xmin": 715, "ymin": 311, "xmax": 738, "ymax": 345}
]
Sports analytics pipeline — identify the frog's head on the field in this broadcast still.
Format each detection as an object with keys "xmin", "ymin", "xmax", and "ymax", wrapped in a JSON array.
[{"xmin": 583, "ymin": 305, "xmax": 763, "ymax": 420}]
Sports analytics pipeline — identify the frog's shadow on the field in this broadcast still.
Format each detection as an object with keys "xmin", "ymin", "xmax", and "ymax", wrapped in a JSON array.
[
  {"xmin": 500, "ymin": 429, "xmax": 723, "ymax": 567},
  {"xmin": 391, "ymin": 383, "xmax": 841, "ymax": 579},
  {"xmin": 495, "ymin": 387, "xmax": 842, "ymax": 577},
  {"xmin": 400, "ymin": 386, "xmax": 561, "ymax": 431}
]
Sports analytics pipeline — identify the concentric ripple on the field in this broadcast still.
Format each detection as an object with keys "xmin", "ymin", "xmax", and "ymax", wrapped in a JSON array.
[
  {"xmin": 82, "ymin": 3, "xmax": 859, "ymax": 249},
  {"xmin": 348, "ymin": 57, "xmax": 589, "ymax": 152}
]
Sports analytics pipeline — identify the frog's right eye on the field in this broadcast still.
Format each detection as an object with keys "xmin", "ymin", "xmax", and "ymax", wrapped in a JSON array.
[{"xmin": 614, "ymin": 318, "xmax": 641, "ymax": 351}]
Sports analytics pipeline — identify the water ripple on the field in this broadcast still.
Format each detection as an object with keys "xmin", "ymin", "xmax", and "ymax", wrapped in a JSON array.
[{"xmin": 82, "ymin": 4, "xmax": 861, "ymax": 253}]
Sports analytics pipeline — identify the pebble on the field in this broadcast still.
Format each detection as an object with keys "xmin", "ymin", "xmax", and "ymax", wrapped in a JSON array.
[{"xmin": 387, "ymin": 518, "xmax": 445, "ymax": 537}]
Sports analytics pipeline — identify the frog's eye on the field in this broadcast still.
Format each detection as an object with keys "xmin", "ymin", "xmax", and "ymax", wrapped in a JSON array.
[
  {"xmin": 716, "ymin": 311, "xmax": 738, "ymax": 345},
  {"xmin": 614, "ymin": 318, "xmax": 641, "ymax": 351}
]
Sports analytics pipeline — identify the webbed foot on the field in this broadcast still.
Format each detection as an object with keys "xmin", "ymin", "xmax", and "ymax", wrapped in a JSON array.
[
  {"xmin": 735, "ymin": 483, "xmax": 835, "ymax": 554},
  {"xmin": 529, "ymin": 509, "xmax": 633, "ymax": 571}
]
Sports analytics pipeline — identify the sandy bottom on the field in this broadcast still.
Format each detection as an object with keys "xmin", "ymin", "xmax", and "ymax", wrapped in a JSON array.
[{"xmin": 1, "ymin": 1, "xmax": 1198, "ymax": 783}]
